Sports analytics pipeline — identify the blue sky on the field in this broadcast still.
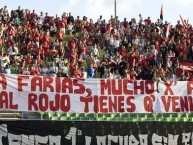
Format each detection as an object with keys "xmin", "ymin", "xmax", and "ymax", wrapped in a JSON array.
[{"xmin": 0, "ymin": 0, "xmax": 193, "ymax": 25}]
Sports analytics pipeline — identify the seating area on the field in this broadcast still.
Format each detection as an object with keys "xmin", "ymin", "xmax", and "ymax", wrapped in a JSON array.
[{"xmin": 40, "ymin": 112, "xmax": 193, "ymax": 122}]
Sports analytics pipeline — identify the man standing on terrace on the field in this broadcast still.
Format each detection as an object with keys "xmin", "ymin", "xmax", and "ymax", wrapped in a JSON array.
[{"xmin": 153, "ymin": 63, "xmax": 165, "ymax": 93}]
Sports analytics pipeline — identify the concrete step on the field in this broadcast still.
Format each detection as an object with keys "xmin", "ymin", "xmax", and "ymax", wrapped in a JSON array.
[
  {"xmin": 21, "ymin": 112, "xmax": 39, "ymax": 119},
  {"xmin": 0, "ymin": 111, "xmax": 41, "ymax": 119},
  {"xmin": 0, "ymin": 112, "xmax": 21, "ymax": 118}
]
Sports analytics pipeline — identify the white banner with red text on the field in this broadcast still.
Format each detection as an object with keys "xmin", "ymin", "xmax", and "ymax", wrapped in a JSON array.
[{"xmin": 0, "ymin": 74, "xmax": 193, "ymax": 113}]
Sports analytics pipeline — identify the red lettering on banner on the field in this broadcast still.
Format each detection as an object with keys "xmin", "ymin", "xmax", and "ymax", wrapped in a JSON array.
[
  {"xmin": 29, "ymin": 77, "xmax": 85, "ymax": 94},
  {"xmin": 145, "ymin": 81, "xmax": 154, "ymax": 94},
  {"xmin": 123, "ymin": 80, "xmax": 133, "ymax": 95},
  {"xmin": 161, "ymin": 96, "xmax": 181, "ymax": 112},
  {"xmin": 18, "ymin": 76, "xmax": 29, "ymax": 91},
  {"xmin": 180, "ymin": 96, "xmax": 189, "ymax": 112},
  {"xmin": 112, "ymin": 80, "xmax": 122, "ymax": 95},
  {"xmin": 100, "ymin": 80, "xmax": 111, "ymax": 95},
  {"xmin": 187, "ymin": 81, "xmax": 193, "ymax": 94},
  {"xmin": 28, "ymin": 93, "xmax": 71, "ymax": 112},
  {"xmin": 80, "ymin": 95, "xmax": 138, "ymax": 113},
  {"xmin": 100, "ymin": 96, "xmax": 108, "ymax": 113},
  {"xmin": 9, "ymin": 92, "xmax": 18, "ymax": 109},
  {"xmin": 73, "ymin": 79, "xmax": 85, "ymax": 94},
  {"xmin": 0, "ymin": 91, "xmax": 18, "ymax": 109},
  {"xmin": 60, "ymin": 95, "xmax": 70, "ymax": 112},
  {"xmin": 28, "ymin": 93, "xmax": 38, "ymax": 111},
  {"xmin": 49, "ymin": 94, "xmax": 60, "ymax": 111},
  {"xmin": 39, "ymin": 94, "xmax": 48, "ymax": 111},
  {"xmin": 94, "ymin": 95, "xmax": 99, "ymax": 113},
  {"xmin": 144, "ymin": 95, "xmax": 155, "ymax": 112},
  {"xmin": 55, "ymin": 77, "xmax": 61, "ymax": 93},
  {"xmin": 62, "ymin": 78, "xmax": 73, "ymax": 93},
  {"xmin": 43, "ymin": 77, "xmax": 54, "ymax": 92},
  {"xmin": 172, "ymin": 96, "xmax": 180, "ymax": 112},
  {"xmin": 109, "ymin": 96, "xmax": 117, "ymax": 112},
  {"xmin": 117, "ymin": 96, "xmax": 125, "ymax": 112},
  {"xmin": 31, "ymin": 76, "xmax": 42, "ymax": 92},
  {"xmin": 161, "ymin": 96, "xmax": 171, "ymax": 112},
  {"xmin": 134, "ymin": 81, "xmax": 144, "ymax": 95},
  {"xmin": 161, "ymin": 96, "xmax": 193, "ymax": 112},
  {"xmin": 188, "ymin": 96, "xmax": 193, "ymax": 111},
  {"xmin": 101, "ymin": 79, "xmax": 154, "ymax": 95},
  {"xmin": 126, "ymin": 96, "xmax": 136, "ymax": 112},
  {"xmin": 0, "ymin": 74, "xmax": 7, "ymax": 90},
  {"xmin": 164, "ymin": 81, "xmax": 174, "ymax": 95},
  {"xmin": 80, "ymin": 96, "xmax": 93, "ymax": 113},
  {"xmin": 0, "ymin": 91, "xmax": 8, "ymax": 109}
]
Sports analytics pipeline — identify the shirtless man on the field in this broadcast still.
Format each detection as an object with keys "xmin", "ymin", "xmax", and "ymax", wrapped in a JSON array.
[{"xmin": 153, "ymin": 63, "xmax": 165, "ymax": 93}]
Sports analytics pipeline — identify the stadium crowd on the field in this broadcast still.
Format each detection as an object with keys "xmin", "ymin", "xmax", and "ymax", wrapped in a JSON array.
[{"xmin": 0, "ymin": 5, "xmax": 193, "ymax": 81}]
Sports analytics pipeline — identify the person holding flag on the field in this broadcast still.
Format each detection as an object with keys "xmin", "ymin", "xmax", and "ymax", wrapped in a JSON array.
[{"xmin": 106, "ymin": 20, "xmax": 112, "ymax": 36}]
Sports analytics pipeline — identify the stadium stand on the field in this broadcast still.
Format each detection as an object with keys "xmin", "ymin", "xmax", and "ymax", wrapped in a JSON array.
[{"xmin": 0, "ymin": 5, "xmax": 193, "ymax": 122}]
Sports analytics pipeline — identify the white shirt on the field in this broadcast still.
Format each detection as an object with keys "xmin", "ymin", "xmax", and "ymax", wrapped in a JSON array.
[
  {"xmin": 138, "ymin": 42, "xmax": 145, "ymax": 53},
  {"xmin": 94, "ymin": 59, "xmax": 100, "ymax": 67},
  {"xmin": 105, "ymin": 52, "xmax": 110, "ymax": 59},
  {"xmin": 48, "ymin": 66, "xmax": 58, "ymax": 77},
  {"xmin": 67, "ymin": 24, "xmax": 73, "ymax": 31},
  {"xmin": 39, "ymin": 15, "xmax": 44, "ymax": 25},
  {"xmin": 92, "ymin": 48, "xmax": 98, "ymax": 56},
  {"xmin": 97, "ymin": 18, "xmax": 102, "ymax": 25},
  {"xmin": 1, "ymin": 56, "xmax": 10, "ymax": 68},
  {"xmin": 151, "ymin": 48, "xmax": 158, "ymax": 59},
  {"xmin": 50, "ymin": 25, "xmax": 57, "ymax": 32},
  {"xmin": 8, "ymin": 46, "xmax": 16, "ymax": 55},
  {"xmin": 113, "ymin": 72, "xmax": 121, "ymax": 79},
  {"xmin": 131, "ymin": 23, "xmax": 137, "ymax": 30},
  {"xmin": 109, "ymin": 37, "xmax": 114, "ymax": 45},
  {"xmin": 41, "ymin": 67, "xmax": 48, "ymax": 76},
  {"xmin": 23, "ymin": 70, "xmax": 30, "ymax": 75},
  {"xmin": 118, "ymin": 26, "xmax": 125, "ymax": 36},
  {"xmin": 81, "ymin": 71, "xmax": 87, "ymax": 79},
  {"xmin": 139, "ymin": 16, "xmax": 143, "ymax": 24},
  {"xmin": 62, "ymin": 66, "xmax": 69, "ymax": 74},
  {"xmin": 59, "ymin": 61, "xmax": 65, "ymax": 68},
  {"xmin": 114, "ymin": 39, "xmax": 120, "ymax": 48},
  {"xmin": 14, "ymin": 46, "xmax": 19, "ymax": 54},
  {"xmin": 134, "ymin": 38, "xmax": 140, "ymax": 45},
  {"xmin": 5, "ymin": 68, "xmax": 11, "ymax": 74}
]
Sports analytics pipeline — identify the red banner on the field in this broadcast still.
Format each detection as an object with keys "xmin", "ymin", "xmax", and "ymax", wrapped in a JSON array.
[{"xmin": 180, "ymin": 62, "xmax": 193, "ymax": 72}]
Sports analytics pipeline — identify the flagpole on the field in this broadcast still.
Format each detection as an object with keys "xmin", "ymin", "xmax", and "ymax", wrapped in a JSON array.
[{"xmin": 114, "ymin": 0, "xmax": 117, "ymax": 19}]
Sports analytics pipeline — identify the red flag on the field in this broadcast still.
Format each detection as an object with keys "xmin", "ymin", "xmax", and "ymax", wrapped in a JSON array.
[
  {"xmin": 160, "ymin": 5, "xmax": 163, "ymax": 21},
  {"xmin": 166, "ymin": 23, "xmax": 171, "ymax": 40},
  {"xmin": 107, "ymin": 23, "xmax": 111, "ymax": 36},
  {"xmin": 180, "ymin": 62, "xmax": 193, "ymax": 72},
  {"xmin": 179, "ymin": 14, "xmax": 187, "ymax": 28}
]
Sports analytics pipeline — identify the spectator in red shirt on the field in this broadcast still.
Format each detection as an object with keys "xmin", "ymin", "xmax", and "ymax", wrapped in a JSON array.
[
  {"xmin": 30, "ymin": 65, "xmax": 39, "ymax": 75},
  {"xmin": 56, "ymin": 29, "xmax": 63, "ymax": 42},
  {"xmin": 0, "ymin": 5, "xmax": 193, "ymax": 82}
]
